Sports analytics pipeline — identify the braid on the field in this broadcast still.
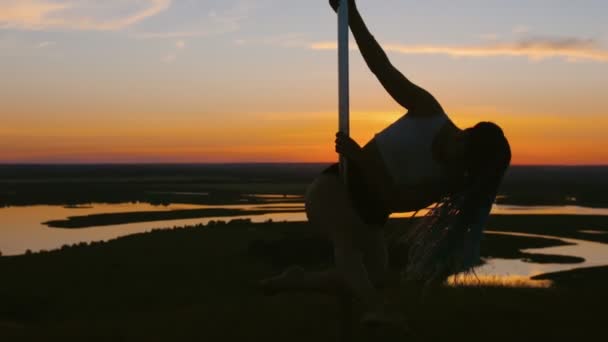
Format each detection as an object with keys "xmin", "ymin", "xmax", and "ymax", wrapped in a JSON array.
[{"xmin": 393, "ymin": 121, "xmax": 511, "ymax": 286}]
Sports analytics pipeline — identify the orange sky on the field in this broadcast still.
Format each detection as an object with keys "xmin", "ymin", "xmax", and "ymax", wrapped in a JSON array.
[
  {"xmin": 2, "ymin": 108, "xmax": 607, "ymax": 165},
  {"xmin": 1, "ymin": 0, "xmax": 607, "ymax": 165}
]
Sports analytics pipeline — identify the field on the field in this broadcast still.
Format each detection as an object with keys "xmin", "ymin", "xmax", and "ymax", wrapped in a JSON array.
[{"xmin": 1, "ymin": 164, "xmax": 607, "ymax": 207}]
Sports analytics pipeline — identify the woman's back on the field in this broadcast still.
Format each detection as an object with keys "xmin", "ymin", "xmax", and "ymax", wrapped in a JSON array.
[{"xmin": 373, "ymin": 112, "xmax": 449, "ymax": 188}]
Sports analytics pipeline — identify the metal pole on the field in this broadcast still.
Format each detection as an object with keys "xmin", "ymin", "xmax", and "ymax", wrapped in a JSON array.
[
  {"xmin": 338, "ymin": 292, "xmax": 354, "ymax": 342},
  {"xmin": 337, "ymin": 2, "xmax": 352, "ymax": 341},
  {"xmin": 338, "ymin": 0, "xmax": 350, "ymax": 181}
]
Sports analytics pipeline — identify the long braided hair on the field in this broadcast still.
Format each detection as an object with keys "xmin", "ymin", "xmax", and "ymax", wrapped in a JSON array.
[{"xmin": 394, "ymin": 122, "xmax": 511, "ymax": 286}]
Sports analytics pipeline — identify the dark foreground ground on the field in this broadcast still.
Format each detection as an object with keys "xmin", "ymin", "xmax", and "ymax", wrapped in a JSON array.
[{"xmin": 1, "ymin": 217, "xmax": 607, "ymax": 342}]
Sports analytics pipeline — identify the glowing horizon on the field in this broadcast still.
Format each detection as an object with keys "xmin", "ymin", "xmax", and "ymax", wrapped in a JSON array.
[{"xmin": 2, "ymin": 110, "xmax": 606, "ymax": 165}]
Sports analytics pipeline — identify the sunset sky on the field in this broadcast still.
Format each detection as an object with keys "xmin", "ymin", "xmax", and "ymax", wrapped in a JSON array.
[{"xmin": 1, "ymin": 0, "xmax": 607, "ymax": 164}]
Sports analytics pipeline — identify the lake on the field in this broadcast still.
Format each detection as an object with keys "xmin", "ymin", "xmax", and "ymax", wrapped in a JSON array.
[{"xmin": 1, "ymin": 202, "xmax": 607, "ymax": 283}]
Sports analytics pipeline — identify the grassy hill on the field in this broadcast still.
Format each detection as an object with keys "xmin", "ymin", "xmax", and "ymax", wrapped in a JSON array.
[{"xmin": 1, "ymin": 218, "xmax": 607, "ymax": 341}]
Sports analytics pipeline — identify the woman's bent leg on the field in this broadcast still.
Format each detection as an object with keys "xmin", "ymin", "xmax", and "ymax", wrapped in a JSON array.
[
  {"xmin": 359, "ymin": 226, "xmax": 389, "ymax": 288},
  {"xmin": 305, "ymin": 174, "xmax": 383, "ymax": 307},
  {"xmin": 261, "ymin": 173, "xmax": 387, "ymax": 308}
]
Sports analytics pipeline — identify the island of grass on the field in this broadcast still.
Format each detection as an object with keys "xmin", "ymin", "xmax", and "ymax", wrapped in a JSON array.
[{"xmin": 43, "ymin": 207, "xmax": 303, "ymax": 228}]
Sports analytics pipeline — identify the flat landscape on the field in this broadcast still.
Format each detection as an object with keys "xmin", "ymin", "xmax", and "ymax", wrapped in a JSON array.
[{"xmin": 1, "ymin": 164, "xmax": 607, "ymax": 341}]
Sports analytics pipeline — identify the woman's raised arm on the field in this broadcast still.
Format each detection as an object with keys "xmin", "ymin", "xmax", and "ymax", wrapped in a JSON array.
[{"xmin": 330, "ymin": 0, "xmax": 443, "ymax": 113}]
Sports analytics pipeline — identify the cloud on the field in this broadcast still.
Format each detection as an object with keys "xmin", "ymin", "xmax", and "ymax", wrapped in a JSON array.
[
  {"xmin": 133, "ymin": 29, "xmax": 230, "ymax": 39},
  {"xmin": 235, "ymin": 33, "xmax": 310, "ymax": 48},
  {"xmin": 512, "ymin": 25, "xmax": 530, "ymax": 35},
  {"xmin": 0, "ymin": 35, "xmax": 56, "ymax": 54},
  {"xmin": 37, "ymin": 41, "xmax": 55, "ymax": 48},
  {"xmin": 0, "ymin": 0, "xmax": 171, "ymax": 31},
  {"xmin": 133, "ymin": 1, "xmax": 252, "ymax": 39},
  {"xmin": 310, "ymin": 36, "xmax": 608, "ymax": 63},
  {"xmin": 1, "ymin": 0, "xmax": 261, "ymax": 42}
]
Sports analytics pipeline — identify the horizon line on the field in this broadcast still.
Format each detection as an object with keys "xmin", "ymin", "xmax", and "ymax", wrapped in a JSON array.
[{"xmin": 0, "ymin": 162, "xmax": 607, "ymax": 167}]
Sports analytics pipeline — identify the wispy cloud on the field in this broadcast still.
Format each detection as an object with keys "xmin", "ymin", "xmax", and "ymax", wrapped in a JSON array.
[
  {"xmin": 235, "ymin": 33, "xmax": 311, "ymax": 48},
  {"xmin": 133, "ymin": 28, "xmax": 234, "ymax": 39},
  {"xmin": 0, "ymin": 0, "xmax": 171, "ymax": 31},
  {"xmin": 0, "ymin": 35, "xmax": 56, "ymax": 54},
  {"xmin": 512, "ymin": 25, "xmax": 531, "ymax": 35},
  {"xmin": 133, "ymin": 1, "xmax": 252, "ymax": 39},
  {"xmin": 310, "ymin": 36, "xmax": 608, "ymax": 63},
  {"xmin": 37, "ymin": 41, "xmax": 55, "ymax": 48},
  {"xmin": 1, "ymin": 0, "xmax": 263, "ymax": 43}
]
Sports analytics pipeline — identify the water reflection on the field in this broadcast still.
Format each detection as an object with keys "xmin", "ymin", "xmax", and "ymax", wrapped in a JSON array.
[
  {"xmin": 445, "ymin": 230, "xmax": 608, "ymax": 287},
  {"xmin": 469, "ymin": 231, "xmax": 608, "ymax": 279},
  {"xmin": 491, "ymin": 205, "xmax": 608, "ymax": 215},
  {"xmin": 391, "ymin": 204, "xmax": 608, "ymax": 218},
  {"xmin": 0, "ymin": 204, "xmax": 308, "ymax": 256},
  {"xmin": 245, "ymin": 194, "xmax": 303, "ymax": 199},
  {"xmin": 1, "ymin": 203, "xmax": 608, "ymax": 285},
  {"xmin": 149, "ymin": 191, "xmax": 210, "ymax": 196},
  {"xmin": 579, "ymin": 230, "xmax": 607, "ymax": 235},
  {"xmin": 447, "ymin": 274, "xmax": 552, "ymax": 288}
]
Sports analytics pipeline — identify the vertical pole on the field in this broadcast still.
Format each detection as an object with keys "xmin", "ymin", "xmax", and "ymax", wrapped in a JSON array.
[
  {"xmin": 337, "ymin": 2, "xmax": 352, "ymax": 341},
  {"xmin": 338, "ymin": 292, "xmax": 354, "ymax": 342},
  {"xmin": 338, "ymin": 0, "xmax": 350, "ymax": 181}
]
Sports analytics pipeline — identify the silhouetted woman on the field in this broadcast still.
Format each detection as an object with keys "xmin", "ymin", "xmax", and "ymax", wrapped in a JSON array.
[{"xmin": 261, "ymin": 0, "xmax": 511, "ymax": 323}]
